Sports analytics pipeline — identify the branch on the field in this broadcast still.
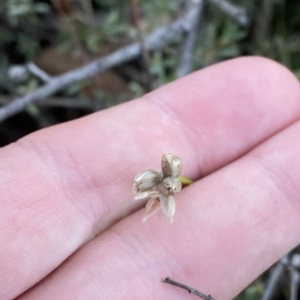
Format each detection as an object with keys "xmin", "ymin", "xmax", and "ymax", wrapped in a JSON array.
[
  {"xmin": 289, "ymin": 254, "xmax": 300, "ymax": 300},
  {"xmin": 289, "ymin": 267, "xmax": 299, "ymax": 300},
  {"xmin": 27, "ymin": 62, "xmax": 52, "ymax": 83},
  {"xmin": 176, "ymin": 0, "xmax": 205, "ymax": 78},
  {"xmin": 0, "ymin": 95, "xmax": 94, "ymax": 109},
  {"xmin": 261, "ymin": 255, "xmax": 289, "ymax": 300},
  {"xmin": 208, "ymin": 0, "xmax": 249, "ymax": 25},
  {"xmin": 161, "ymin": 277, "xmax": 216, "ymax": 300},
  {"xmin": 0, "ymin": 8, "xmax": 196, "ymax": 122},
  {"xmin": 131, "ymin": 0, "xmax": 153, "ymax": 90}
]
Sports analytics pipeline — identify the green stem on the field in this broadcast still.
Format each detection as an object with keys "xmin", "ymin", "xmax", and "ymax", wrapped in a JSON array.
[{"xmin": 179, "ymin": 176, "xmax": 194, "ymax": 185}]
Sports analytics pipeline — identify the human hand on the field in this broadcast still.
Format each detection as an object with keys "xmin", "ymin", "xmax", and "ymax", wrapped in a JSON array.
[{"xmin": 1, "ymin": 57, "xmax": 300, "ymax": 300}]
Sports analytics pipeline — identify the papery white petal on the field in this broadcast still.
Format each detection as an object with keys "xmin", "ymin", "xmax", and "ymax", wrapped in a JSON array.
[
  {"xmin": 161, "ymin": 153, "xmax": 182, "ymax": 177},
  {"xmin": 158, "ymin": 194, "xmax": 176, "ymax": 223},
  {"xmin": 134, "ymin": 190, "xmax": 159, "ymax": 201},
  {"xmin": 166, "ymin": 195, "xmax": 176, "ymax": 223},
  {"xmin": 143, "ymin": 197, "xmax": 161, "ymax": 222},
  {"xmin": 133, "ymin": 170, "xmax": 163, "ymax": 192},
  {"xmin": 158, "ymin": 194, "xmax": 169, "ymax": 215}
]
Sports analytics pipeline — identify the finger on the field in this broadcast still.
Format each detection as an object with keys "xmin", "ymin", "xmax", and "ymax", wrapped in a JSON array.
[
  {"xmin": 1, "ymin": 57, "xmax": 300, "ymax": 299},
  {"xmin": 18, "ymin": 119, "xmax": 300, "ymax": 300}
]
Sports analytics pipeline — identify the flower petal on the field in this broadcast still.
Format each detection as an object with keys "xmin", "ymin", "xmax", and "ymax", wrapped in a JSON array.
[
  {"xmin": 134, "ymin": 190, "xmax": 159, "ymax": 201},
  {"xmin": 161, "ymin": 153, "xmax": 182, "ymax": 177},
  {"xmin": 158, "ymin": 194, "xmax": 176, "ymax": 223},
  {"xmin": 166, "ymin": 195, "xmax": 176, "ymax": 223},
  {"xmin": 133, "ymin": 170, "xmax": 163, "ymax": 193},
  {"xmin": 142, "ymin": 196, "xmax": 161, "ymax": 222}
]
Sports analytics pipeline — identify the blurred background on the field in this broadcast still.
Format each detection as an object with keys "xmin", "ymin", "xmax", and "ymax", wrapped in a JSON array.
[{"xmin": 1, "ymin": 0, "xmax": 300, "ymax": 299}]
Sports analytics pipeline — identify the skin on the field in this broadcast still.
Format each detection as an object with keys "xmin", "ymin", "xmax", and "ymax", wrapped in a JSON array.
[{"xmin": 0, "ymin": 57, "xmax": 300, "ymax": 300}]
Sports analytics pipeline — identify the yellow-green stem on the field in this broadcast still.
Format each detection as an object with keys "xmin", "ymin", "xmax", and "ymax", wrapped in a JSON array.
[{"xmin": 179, "ymin": 176, "xmax": 194, "ymax": 185}]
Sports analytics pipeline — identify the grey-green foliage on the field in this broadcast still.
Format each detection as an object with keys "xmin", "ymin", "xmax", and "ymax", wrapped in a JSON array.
[
  {"xmin": 234, "ymin": 279, "xmax": 265, "ymax": 300},
  {"xmin": 8, "ymin": 0, "xmax": 50, "ymax": 26},
  {"xmin": 2, "ymin": 0, "xmax": 300, "ymax": 98}
]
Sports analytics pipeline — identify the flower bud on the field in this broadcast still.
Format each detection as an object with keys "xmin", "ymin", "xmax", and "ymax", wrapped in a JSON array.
[
  {"xmin": 161, "ymin": 153, "xmax": 182, "ymax": 177},
  {"xmin": 133, "ymin": 170, "xmax": 163, "ymax": 193}
]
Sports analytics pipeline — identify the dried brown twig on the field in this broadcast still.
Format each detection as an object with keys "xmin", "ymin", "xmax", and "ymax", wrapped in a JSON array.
[{"xmin": 162, "ymin": 277, "xmax": 216, "ymax": 300}]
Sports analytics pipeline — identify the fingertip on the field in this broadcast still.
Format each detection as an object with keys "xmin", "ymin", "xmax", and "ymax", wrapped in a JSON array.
[
  {"xmin": 144, "ymin": 56, "xmax": 300, "ymax": 175},
  {"xmin": 221, "ymin": 56, "xmax": 300, "ymax": 101},
  {"xmin": 148, "ymin": 56, "xmax": 300, "ymax": 112}
]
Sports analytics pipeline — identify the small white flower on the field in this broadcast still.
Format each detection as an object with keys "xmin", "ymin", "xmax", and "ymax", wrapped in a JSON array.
[{"xmin": 133, "ymin": 153, "xmax": 183, "ymax": 223}]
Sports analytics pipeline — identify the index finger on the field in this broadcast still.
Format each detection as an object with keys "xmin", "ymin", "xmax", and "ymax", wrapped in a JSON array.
[{"xmin": 1, "ymin": 57, "xmax": 300, "ymax": 299}]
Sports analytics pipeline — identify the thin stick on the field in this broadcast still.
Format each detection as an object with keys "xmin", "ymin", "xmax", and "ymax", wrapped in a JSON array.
[
  {"xmin": 177, "ymin": 0, "xmax": 205, "ymax": 78},
  {"xmin": 79, "ymin": 0, "xmax": 95, "ymax": 24},
  {"xmin": 0, "ymin": 95, "xmax": 94, "ymax": 109},
  {"xmin": 289, "ymin": 254, "xmax": 300, "ymax": 300},
  {"xmin": 208, "ymin": 0, "xmax": 248, "ymax": 25},
  {"xmin": 0, "ymin": 8, "xmax": 196, "ymax": 122},
  {"xmin": 161, "ymin": 277, "xmax": 216, "ymax": 300},
  {"xmin": 131, "ymin": 0, "xmax": 153, "ymax": 90},
  {"xmin": 288, "ymin": 266, "xmax": 299, "ymax": 300},
  {"xmin": 261, "ymin": 254, "xmax": 289, "ymax": 300},
  {"xmin": 26, "ymin": 63, "xmax": 52, "ymax": 83}
]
